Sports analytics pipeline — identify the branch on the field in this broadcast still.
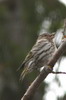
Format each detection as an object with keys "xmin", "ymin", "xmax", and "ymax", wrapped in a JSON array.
[{"xmin": 21, "ymin": 40, "xmax": 66, "ymax": 100}]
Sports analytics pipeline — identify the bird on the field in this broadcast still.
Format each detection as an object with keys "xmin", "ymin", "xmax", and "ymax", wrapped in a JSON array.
[{"xmin": 18, "ymin": 33, "xmax": 58, "ymax": 80}]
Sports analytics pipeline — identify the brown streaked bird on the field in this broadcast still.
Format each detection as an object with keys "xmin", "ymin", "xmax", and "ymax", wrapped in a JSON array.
[{"xmin": 18, "ymin": 33, "xmax": 57, "ymax": 80}]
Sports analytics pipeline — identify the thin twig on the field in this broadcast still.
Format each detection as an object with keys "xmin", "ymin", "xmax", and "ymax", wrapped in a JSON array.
[{"xmin": 52, "ymin": 71, "xmax": 66, "ymax": 74}]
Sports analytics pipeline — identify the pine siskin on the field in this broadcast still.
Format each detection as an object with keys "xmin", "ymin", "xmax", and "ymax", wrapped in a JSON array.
[{"xmin": 18, "ymin": 33, "xmax": 57, "ymax": 80}]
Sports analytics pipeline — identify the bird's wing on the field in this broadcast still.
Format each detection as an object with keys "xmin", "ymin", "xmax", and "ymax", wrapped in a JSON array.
[
  {"xmin": 17, "ymin": 51, "xmax": 33, "ymax": 71},
  {"xmin": 18, "ymin": 37, "xmax": 50, "ymax": 70},
  {"xmin": 22, "ymin": 39, "xmax": 45, "ymax": 62}
]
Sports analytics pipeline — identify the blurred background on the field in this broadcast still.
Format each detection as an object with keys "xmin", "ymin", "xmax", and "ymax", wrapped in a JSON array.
[{"xmin": 0, "ymin": 0, "xmax": 66, "ymax": 100}]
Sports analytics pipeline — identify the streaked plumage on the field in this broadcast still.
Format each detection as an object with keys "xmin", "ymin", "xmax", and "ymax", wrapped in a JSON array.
[{"xmin": 19, "ymin": 33, "xmax": 56, "ymax": 80}]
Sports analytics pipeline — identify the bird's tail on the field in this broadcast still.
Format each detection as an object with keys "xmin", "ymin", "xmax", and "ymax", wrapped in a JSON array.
[{"xmin": 20, "ymin": 66, "xmax": 29, "ymax": 81}]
